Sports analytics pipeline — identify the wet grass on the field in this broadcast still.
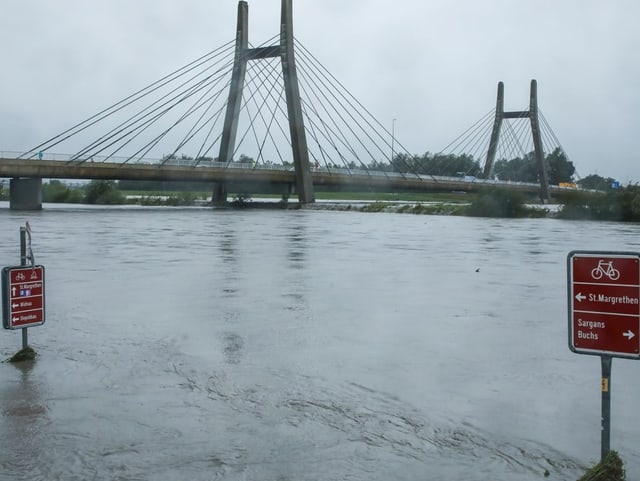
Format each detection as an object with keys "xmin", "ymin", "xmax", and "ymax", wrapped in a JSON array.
[
  {"xmin": 6, "ymin": 346, "xmax": 37, "ymax": 363},
  {"xmin": 578, "ymin": 451, "xmax": 625, "ymax": 481},
  {"xmin": 315, "ymin": 191, "xmax": 473, "ymax": 203},
  {"xmin": 121, "ymin": 190, "xmax": 474, "ymax": 204}
]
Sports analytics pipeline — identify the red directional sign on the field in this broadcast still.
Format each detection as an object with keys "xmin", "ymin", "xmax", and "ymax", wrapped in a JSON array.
[
  {"xmin": 568, "ymin": 251, "xmax": 640, "ymax": 359},
  {"xmin": 2, "ymin": 265, "xmax": 46, "ymax": 329}
]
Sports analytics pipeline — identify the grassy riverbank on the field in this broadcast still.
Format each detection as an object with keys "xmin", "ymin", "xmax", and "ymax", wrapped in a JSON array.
[{"xmin": 14, "ymin": 178, "xmax": 640, "ymax": 222}]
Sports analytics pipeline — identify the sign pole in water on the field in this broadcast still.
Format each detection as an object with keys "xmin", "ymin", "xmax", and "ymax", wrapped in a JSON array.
[
  {"xmin": 20, "ymin": 224, "xmax": 28, "ymax": 349},
  {"xmin": 567, "ymin": 250, "xmax": 640, "ymax": 461},
  {"xmin": 601, "ymin": 355, "xmax": 612, "ymax": 460},
  {"xmin": 2, "ymin": 222, "xmax": 46, "ymax": 354}
]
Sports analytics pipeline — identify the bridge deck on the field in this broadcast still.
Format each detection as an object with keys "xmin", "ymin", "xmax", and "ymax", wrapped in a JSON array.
[{"xmin": 0, "ymin": 157, "xmax": 575, "ymax": 198}]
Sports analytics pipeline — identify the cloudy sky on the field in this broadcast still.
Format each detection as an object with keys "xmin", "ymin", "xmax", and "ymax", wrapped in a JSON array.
[{"xmin": 1, "ymin": 0, "xmax": 638, "ymax": 182}]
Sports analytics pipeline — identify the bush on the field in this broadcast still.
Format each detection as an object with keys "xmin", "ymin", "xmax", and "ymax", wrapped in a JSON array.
[
  {"xmin": 83, "ymin": 180, "xmax": 125, "ymax": 205},
  {"xmin": 43, "ymin": 180, "xmax": 83, "ymax": 203},
  {"xmin": 165, "ymin": 192, "xmax": 197, "ymax": 206},
  {"xmin": 232, "ymin": 193, "xmax": 252, "ymax": 205},
  {"xmin": 360, "ymin": 202, "xmax": 388, "ymax": 213},
  {"xmin": 557, "ymin": 185, "xmax": 640, "ymax": 222},
  {"xmin": 467, "ymin": 188, "xmax": 529, "ymax": 218}
]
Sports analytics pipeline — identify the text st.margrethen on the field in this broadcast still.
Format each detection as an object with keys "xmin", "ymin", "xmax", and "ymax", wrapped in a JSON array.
[{"xmin": 588, "ymin": 293, "xmax": 639, "ymax": 306}]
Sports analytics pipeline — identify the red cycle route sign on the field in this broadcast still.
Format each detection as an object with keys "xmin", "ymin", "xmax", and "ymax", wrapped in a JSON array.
[
  {"xmin": 2, "ymin": 265, "xmax": 46, "ymax": 329},
  {"xmin": 568, "ymin": 251, "xmax": 640, "ymax": 359}
]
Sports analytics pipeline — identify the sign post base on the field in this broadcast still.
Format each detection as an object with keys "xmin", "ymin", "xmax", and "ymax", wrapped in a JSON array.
[{"xmin": 601, "ymin": 355, "xmax": 612, "ymax": 461}]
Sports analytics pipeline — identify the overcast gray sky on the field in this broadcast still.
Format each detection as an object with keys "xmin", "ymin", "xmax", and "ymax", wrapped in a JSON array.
[{"xmin": 1, "ymin": 0, "xmax": 638, "ymax": 182}]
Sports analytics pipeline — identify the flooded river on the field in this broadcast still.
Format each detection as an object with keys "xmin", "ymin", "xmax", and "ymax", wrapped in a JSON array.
[{"xmin": 1, "ymin": 203, "xmax": 639, "ymax": 480}]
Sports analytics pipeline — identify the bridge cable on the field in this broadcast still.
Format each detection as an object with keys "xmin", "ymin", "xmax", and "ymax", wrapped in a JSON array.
[
  {"xmin": 295, "ymin": 41, "xmax": 422, "ymax": 179},
  {"xmin": 158, "ymin": 45, "xmax": 254, "ymax": 165},
  {"xmin": 436, "ymin": 109, "xmax": 494, "ymax": 175},
  {"xmin": 147, "ymin": 79, "xmax": 233, "ymax": 165},
  {"xmin": 296, "ymin": 42, "xmax": 412, "ymax": 178},
  {"xmin": 295, "ymin": 57, "xmax": 364, "ymax": 173},
  {"xmin": 229, "ymin": 44, "xmax": 288, "ymax": 167},
  {"xmin": 73, "ymin": 55, "xmax": 235, "ymax": 164},
  {"xmin": 93, "ymin": 49, "xmax": 235, "ymax": 163},
  {"xmin": 445, "ymin": 113, "xmax": 495, "ymax": 173},
  {"xmin": 295, "ymin": 44, "xmax": 382, "ymax": 175},
  {"xmin": 437, "ymin": 109, "xmax": 494, "ymax": 155},
  {"xmin": 250, "ymin": 60, "xmax": 290, "ymax": 166},
  {"xmin": 294, "ymin": 49, "xmax": 360, "ymax": 173},
  {"xmin": 65, "ymin": 44, "xmax": 235, "ymax": 163},
  {"xmin": 297, "ymin": 39, "xmax": 417, "ymax": 177},
  {"xmin": 238, "ymin": 55, "xmax": 288, "ymax": 166},
  {"xmin": 20, "ymin": 41, "xmax": 235, "ymax": 160}
]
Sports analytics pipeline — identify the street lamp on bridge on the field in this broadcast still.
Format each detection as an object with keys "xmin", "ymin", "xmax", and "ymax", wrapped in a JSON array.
[{"xmin": 391, "ymin": 118, "xmax": 397, "ymax": 171}]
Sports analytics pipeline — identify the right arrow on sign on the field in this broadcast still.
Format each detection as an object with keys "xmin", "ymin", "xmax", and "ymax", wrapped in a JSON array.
[{"xmin": 623, "ymin": 330, "xmax": 636, "ymax": 340}]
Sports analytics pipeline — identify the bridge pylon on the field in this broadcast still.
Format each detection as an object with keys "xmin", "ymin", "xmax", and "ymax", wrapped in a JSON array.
[
  {"xmin": 213, "ymin": 0, "xmax": 315, "ymax": 204},
  {"xmin": 482, "ymin": 79, "xmax": 550, "ymax": 202}
]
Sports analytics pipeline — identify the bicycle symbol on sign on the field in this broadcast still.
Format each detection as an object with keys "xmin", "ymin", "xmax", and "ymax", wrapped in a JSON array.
[
  {"xmin": 591, "ymin": 260, "xmax": 621, "ymax": 281},
  {"xmin": 15, "ymin": 272, "xmax": 26, "ymax": 281}
]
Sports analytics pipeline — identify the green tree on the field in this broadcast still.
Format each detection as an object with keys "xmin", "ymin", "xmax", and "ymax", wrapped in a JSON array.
[
  {"xmin": 546, "ymin": 148, "xmax": 575, "ymax": 184},
  {"xmin": 84, "ymin": 180, "xmax": 125, "ymax": 204},
  {"xmin": 493, "ymin": 149, "xmax": 574, "ymax": 184},
  {"xmin": 236, "ymin": 154, "xmax": 255, "ymax": 164},
  {"xmin": 390, "ymin": 153, "xmax": 417, "ymax": 173},
  {"xmin": 578, "ymin": 174, "xmax": 617, "ymax": 191},
  {"xmin": 558, "ymin": 185, "xmax": 640, "ymax": 222},
  {"xmin": 494, "ymin": 153, "xmax": 539, "ymax": 182},
  {"xmin": 43, "ymin": 180, "xmax": 82, "ymax": 203}
]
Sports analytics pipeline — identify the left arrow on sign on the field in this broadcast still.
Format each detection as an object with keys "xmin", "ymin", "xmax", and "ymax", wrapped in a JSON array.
[
  {"xmin": 623, "ymin": 330, "xmax": 636, "ymax": 340},
  {"xmin": 575, "ymin": 292, "xmax": 586, "ymax": 302}
]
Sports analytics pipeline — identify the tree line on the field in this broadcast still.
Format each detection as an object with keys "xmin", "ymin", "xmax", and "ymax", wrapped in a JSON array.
[
  {"xmin": 385, "ymin": 147, "xmax": 576, "ymax": 184},
  {"xmin": 154, "ymin": 148, "xmax": 578, "ymax": 185}
]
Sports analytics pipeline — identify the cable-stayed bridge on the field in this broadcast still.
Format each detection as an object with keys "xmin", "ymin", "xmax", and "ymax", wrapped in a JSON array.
[{"xmin": 0, "ymin": 0, "xmax": 573, "ymax": 209}]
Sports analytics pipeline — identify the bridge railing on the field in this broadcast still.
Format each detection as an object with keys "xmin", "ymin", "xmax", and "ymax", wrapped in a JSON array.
[
  {"xmin": 1, "ymin": 150, "xmax": 144, "ymax": 164},
  {"xmin": 0, "ymin": 150, "xmax": 584, "ymax": 193}
]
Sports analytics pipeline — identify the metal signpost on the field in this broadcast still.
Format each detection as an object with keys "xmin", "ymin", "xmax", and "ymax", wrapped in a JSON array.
[
  {"xmin": 2, "ymin": 265, "xmax": 46, "ymax": 330},
  {"xmin": 1, "ymin": 222, "xmax": 46, "ymax": 351},
  {"xmin": 567, "ymin": 251, "xmax": 640, "ymax": 460}
]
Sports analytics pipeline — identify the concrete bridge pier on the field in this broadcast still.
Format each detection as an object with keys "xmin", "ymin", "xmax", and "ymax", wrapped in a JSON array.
[
  {"xmin": 10, "ymin": 178, "xmax": 43, "ymax": 210},
  {"xmin": 212, "ymin": 182, "xmax": 227, "ymax": 205}
]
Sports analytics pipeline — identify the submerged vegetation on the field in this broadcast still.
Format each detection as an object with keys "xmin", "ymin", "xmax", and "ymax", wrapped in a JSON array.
[
  {"xmin": 557, "ymin": 186, "xmax": 640, "ymax": 222},
  {"xmin": 355, "ymin": 185, "xmax": 640, "ymax": 221},
  {"xmin": 20, "ymin": 178, "xmax": 640, "ymax": 222},
  {"xmin": 467, "ymin": 188, "xmax": 537, "ymax": 218},
  {"xmin": 354, "ymin": 188, "xmax": 546, "ymax": 217},
  {"xmin": 6, "ymin": 346, "xmax": 37, "ymax": 363},
  {"xmin": 578, "ymin": 451, "xmax": 625, "ymax": 481}
]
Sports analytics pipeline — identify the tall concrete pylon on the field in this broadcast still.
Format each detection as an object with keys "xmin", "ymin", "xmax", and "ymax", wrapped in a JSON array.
[
  {"xmin": 483, "ymin": 79, "xmax": 550, "ymax": 202},
  {"xmin": 213, "ymin": 0, "xmax": 315, "ymax": 204}
]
